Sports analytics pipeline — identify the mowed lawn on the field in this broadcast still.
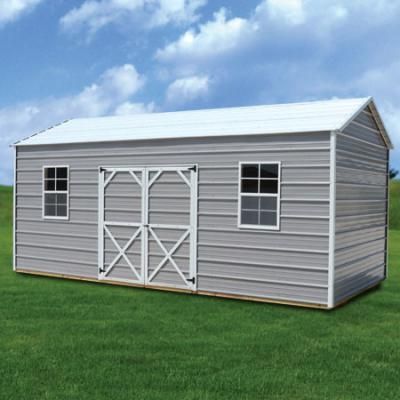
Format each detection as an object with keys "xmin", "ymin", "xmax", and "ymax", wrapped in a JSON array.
[{"xmin": 1, "ymin": 184, "xmax": 400, "ymax": 400}]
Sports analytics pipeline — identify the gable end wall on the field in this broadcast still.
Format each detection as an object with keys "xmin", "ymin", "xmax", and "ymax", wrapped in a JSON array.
[{"xmin": 334, "ymin": 106, "xmax": 389, "ymax": 305}]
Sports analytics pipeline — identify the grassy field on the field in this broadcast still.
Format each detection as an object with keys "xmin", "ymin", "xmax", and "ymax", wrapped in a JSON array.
[
  {"xmin": 0, "ymin": 184, "xmax": 399, "ymax": 399},
  {"xmin": 390, "ymin": 179, "xmax": 400, "ymax": 229}
]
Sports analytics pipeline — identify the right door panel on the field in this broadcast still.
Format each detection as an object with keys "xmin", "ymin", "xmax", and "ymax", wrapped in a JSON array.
[{"xmin": 146, "ymin": 167, "xmax": 197, "ymax": 290}]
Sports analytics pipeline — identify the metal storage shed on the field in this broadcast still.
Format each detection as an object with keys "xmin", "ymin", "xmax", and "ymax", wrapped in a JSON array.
[{"xmin": 13, "ymin": 97, "xmax": 392, "ymax": 309}]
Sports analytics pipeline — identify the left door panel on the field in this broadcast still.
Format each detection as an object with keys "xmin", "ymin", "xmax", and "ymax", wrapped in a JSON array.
[{"xmin": 98, "ymin": 168, "xmax": 145, "ymax": 284}]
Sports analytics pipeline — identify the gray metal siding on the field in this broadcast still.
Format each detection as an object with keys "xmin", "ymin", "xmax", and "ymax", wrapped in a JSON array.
[
  {"xmin": 16, "ymin": 132, "xmax": 331, "ymax": 305},
  {"xmin": 334, "ymin": 108, "xmax": 388, "ymax": 304}
]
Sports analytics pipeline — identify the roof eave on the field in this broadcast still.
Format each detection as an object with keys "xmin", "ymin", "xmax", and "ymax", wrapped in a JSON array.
[
  {"xmin": 13, "ymin": 128, "xmax": 335, "ymax": 147},
  {"xmin": 11, "ymin": 120, "xmax": 70, "ymax": 148}
]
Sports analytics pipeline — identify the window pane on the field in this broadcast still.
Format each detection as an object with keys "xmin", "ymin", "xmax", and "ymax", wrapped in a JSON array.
[
  {"xmin": 241, "ymin": 179, "xmax": 258, "ymax": 193},
  {"xmin": 57, "ymin": 167, "xmax": 68, "ymax": 179},
  {"xmin": 260, "ymin": 164, "xmax": 278, "ymax": 178},
  {"xmin": 241, "ymin": 210, "xmax": 258, "ymax": 225},
  {"xmin": 241, "ymin": 196, "xmax": 259, "ymax": 210},
  {"xmin": 45, "ymin": 179, "xmax": 55, "ymax": 191},
  {"xmin": 44, "ymin": 168, "xmax": 55, "ymax": 179},
  {"xmin": 260, "ymin": 211, "xmax": 277, "ymax": 226},
  {"xmin": 56, "ymin": 205, "xmax": 67, "ymax": 217},
  {"xmin": 241, "ymin": 164, "xmax": 258, "ymax": 178},
  {"xmin": 56, "ymin": 193, "xmax": 67, "ymax": 205},
  {"xmin": 45, "ymin": 204, "xmax": 56, "ymax": 217},
  {"xmin": 45, "ymin": 193, "xmax": 56, "ymax": 204},
  {"xmin": 260, "ymin": 197, "xmax": 277, "ymax": 211},
  {"xmin": 260, "ymin": 179, "xmax": 278, "ymax": 194},
  {"xmin": 56, "ymin": 179, "xmax": 68, "ymax": 191}
]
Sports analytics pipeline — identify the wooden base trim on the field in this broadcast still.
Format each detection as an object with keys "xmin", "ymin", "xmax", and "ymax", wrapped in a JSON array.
[
  {"xmin": 197, "ymin": 290, "xmax": 328, "ymax": 309},
  {"xmin": 15, "ymin": 268, "xmax": 193, "ymax": 294},
  {"xmin": 16, "ymin": 268, "xmax": 329, "ymax": 309}
]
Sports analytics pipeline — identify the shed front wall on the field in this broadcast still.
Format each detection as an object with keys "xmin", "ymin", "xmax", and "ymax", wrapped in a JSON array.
[
  {"xmin": 15, "ymin": 132, "xmax": 331, "ymax": 306},
  {"xmin": 334, "ymin": 107, "xmax": 389, "ymax": 305}
]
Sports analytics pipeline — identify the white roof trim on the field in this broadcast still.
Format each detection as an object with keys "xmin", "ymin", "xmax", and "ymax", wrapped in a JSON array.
[
  {"xmin": 368, "ymin": 100, "xmax": 393, "ymax": 149},
  {"xmin": 13, "ymin": 97, "xmax": 392, "ymax": 148}
]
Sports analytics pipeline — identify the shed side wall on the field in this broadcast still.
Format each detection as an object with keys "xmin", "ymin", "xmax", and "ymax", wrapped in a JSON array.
[
  {"xmin": 15, "ymin": 132, "xmax": 331, "ymax": 305},
  {"xmin": 334, "ymin": 107, "xmax": 388, "ymax": 304}
]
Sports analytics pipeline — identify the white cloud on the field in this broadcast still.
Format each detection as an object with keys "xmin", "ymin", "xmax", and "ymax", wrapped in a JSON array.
[
  {"xmin": 114, "ymin": 101, "xmax": 156, "ymax": 115},
  {"xmin": 0, "ymin": 64, "xmax": 151, "ymax": 184},
  {"xmin": 60, "ymin": 0, "xmax": 206, "ymax": 38},
  {"xmin": 381, "ymin": 105, "xmax": 400, "ymax": 151},
  {"xmin": 166, "ymin": 75, "xmax": 210, "ymax": 105},
  {"xmin": 156, "ymin": 8, "xmax": 257, "ymax": 63},
  {"xmin": 263, "ymin": 0, "xmax": 305, "ymax": 25},
  {"xmin": 150, "ymin": 0, "xmax": 206, "ymax": 27},
  {"xmin": 0, "ymin": 0, "xmax": 43, "ymax": 26},
  {"xmin": 154, "ymin": 0, "xmax": 400, "ymax": 168},
  {"xmin": 353, "ymin": 62, "xmax": 400, "ymax": 165},
  {"xmin": 99, "ymin": 64, "xmax": 145, "ymax": 99},
  {"xmin": 355, "ymin": 62, "xmax": 400, "ymax": 101},
  {"xmin": 155, "ymin": 0, "xmax": 400, "ymax": 67}
]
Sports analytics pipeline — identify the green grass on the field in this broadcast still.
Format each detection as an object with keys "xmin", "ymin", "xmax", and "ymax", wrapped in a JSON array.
[
  {"xmin": 390, "ymin": 180, "xmax": 400, "ymax": 230},
  {"xmin": 1, "ymin": 184, "xmax": 399, "ymax": 399}
]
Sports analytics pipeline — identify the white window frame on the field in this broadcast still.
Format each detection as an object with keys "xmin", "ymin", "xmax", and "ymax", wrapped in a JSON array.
[
  {"xmin": 42, "ymin": 165, "xmax": 70, "ymax": 221},
  {"xmin": 237, "ymin": 161, "xmax": 281, "ymax": 231}
]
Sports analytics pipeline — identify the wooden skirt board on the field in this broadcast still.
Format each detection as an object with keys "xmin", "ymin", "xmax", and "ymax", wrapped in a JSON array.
[{"xmin": 16, "ymin": 268, "xmax": 384, "ymax": 309}]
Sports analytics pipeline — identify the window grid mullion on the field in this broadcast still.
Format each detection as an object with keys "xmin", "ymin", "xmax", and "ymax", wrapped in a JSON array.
[
  {"xmin": 240, "ymin": 193, "xmax": 277, "ymax": 197},
  {"xmin": 239, "ymin": 162, "xmax": 280, "ymax": 229},
  {"xmin": 43, "ymin": 166, "xmax": 69, "ymax": 219}
]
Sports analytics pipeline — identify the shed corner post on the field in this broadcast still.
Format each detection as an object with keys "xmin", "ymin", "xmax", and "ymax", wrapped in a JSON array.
[
  {"xmin": 13, "ymin": 145, "xmax": 17, "ymax": 272},
  {"xmin": 384, "ymin": 147, "xmax": 390, "ymax": 279},
  {"xmin": 327, "ymin": 130, "xmax": 338, "ymax": 309}
]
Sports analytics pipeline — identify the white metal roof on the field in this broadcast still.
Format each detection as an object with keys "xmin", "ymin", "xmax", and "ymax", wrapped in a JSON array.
[{"xmin": 14, "ymin": 97, "xmax": 392, "ymax": 148}]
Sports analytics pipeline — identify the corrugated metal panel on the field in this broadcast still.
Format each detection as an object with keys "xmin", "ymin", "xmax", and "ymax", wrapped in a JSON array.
[
  {"xmin": 336, "ymin": 135, "xmax": 387, "ymax": 159},
  {"xmin": 336, "ymin": 166, "xmax": 387, "ymax": 186},
  {"xmin": 335, "ymin": 239, "xmax": 385, "ymax": 267},
  {"xmin": 335, "ymin": 226, "xmax": 386, "ymax": 249},
  {"xmin": 336, "ymin": 200, "xmax": 386, "ymax": 217},
  {"xmin": 15, "ymin": 132, "xmax": 331, "ymax": 306},
  {"xmin": 197, "ymin": 276, "xmax": 327, "ymax": 305},
  {"xmin": 17, "ymin": 164, "xmax": 331, "ymax": 183},
  {"xmin": 334, "ymin": 104, "xmax": 388, "ymax": 305},
  {"xmin": 342, "ymin": 121, "xmax": 385, "ymax": 146},
  {"xmin": 15, "ymin": 97, "xmax": 371, "ymax": 146},
  {"xmin": 16, "ymin": 256, "xmax": 97, "ymax": 278}
]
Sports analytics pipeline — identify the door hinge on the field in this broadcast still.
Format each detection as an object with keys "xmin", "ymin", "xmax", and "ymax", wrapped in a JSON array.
[
  {"xmin": 188, "ymin": 165, "xmax": 197, "ymax": 173},
  {"xmin": 99, "ymin": 268, "xmax": 106, "ymax": 273},
  {"xmin": 99, "ymin": 167, "xmax": 105, "ymax": 173},
  {"xmin": 186, "ymin": 277, "xmax": 195, "ymax": 284}
]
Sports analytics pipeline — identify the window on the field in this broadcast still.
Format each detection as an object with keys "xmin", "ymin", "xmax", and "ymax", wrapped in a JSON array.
[
  {"xmin": 43, "ymin": 166, "xmax": 69, "ymax": 219},
  {"xmin": 238, "ymin": 162, "xmax": 280, "ymax": 229}
]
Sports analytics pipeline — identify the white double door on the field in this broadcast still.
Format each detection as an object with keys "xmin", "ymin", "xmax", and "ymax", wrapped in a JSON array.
[{"xmin": 98, "ymin": 165, "xmax": 198, "ymax": 290}]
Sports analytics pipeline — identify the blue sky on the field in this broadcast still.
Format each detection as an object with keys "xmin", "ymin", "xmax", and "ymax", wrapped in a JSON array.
[{"xmin": 1, "ymin": 0, "xmax": 400, "ymax": 184}]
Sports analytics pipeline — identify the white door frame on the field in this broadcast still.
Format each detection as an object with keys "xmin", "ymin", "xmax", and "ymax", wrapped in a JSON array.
[
  {"xmin": 98, "ymin": 167, "xmax": 146, "ymax": 285},
  {"xmin": 98, "ymin": 165, "xmax": 198, "ymax": 291}
]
